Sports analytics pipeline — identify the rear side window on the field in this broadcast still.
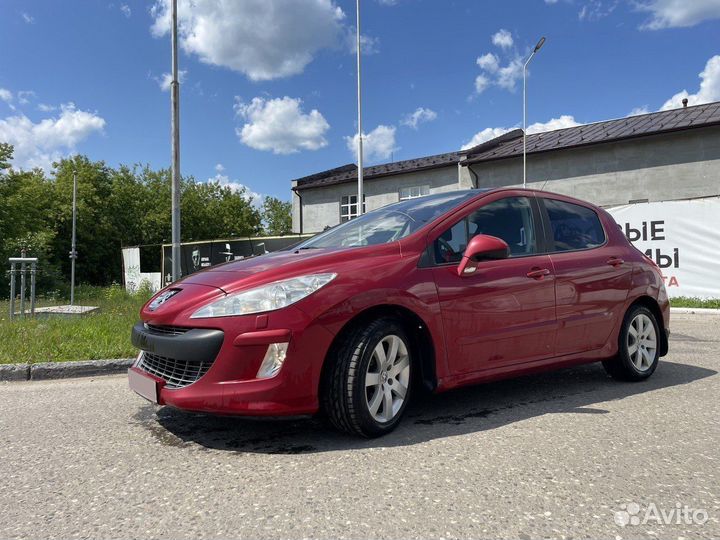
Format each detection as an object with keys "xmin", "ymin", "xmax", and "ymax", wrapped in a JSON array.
[
  {"xmin": 544, "ymin": 198, "xmax": 605, "ymax": 251},
  {"xmin": 433, "ymin": 197, "xmax": 537, "ymax": 264}
]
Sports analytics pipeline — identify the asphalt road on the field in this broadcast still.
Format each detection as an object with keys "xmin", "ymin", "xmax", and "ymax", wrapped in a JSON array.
[{"xmin": 1, "ymin": 313, "xmax": 718, "ymax": 540}]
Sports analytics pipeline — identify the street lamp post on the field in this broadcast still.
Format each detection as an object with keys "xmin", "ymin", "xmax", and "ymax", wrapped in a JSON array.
[
  {"xmin": 70, "ymin": 169, "xmax": 77, "ymax": 305},
  {"xmin": 355, "ymin": 0, "xmax": 364, "ymax": 217},
  {"xmin": 523, "ymin": 36, "xmax": 546, "ymax": 189},
  {"xmin": 170, "ymin": 0, "xmax": 182, "ymax": 282}
]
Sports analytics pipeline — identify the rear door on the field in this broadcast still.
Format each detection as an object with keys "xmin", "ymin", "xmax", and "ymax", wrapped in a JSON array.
[
  {"xmin": 431, "ymin": 195, "xmax": 557, "ymax": 375},
  {"xmin": 538, "ymin": 196, "xmax": 631, "ymax": 355}
]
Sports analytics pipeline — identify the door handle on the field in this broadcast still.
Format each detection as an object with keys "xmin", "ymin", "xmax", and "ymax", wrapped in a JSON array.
[
  {"xmin": 606, "ymin": 257, "xmax": 624, "ymax": 267},
  {"xmin": 527, "ymin": 268, "xmax": 551, "ymax": 280}
]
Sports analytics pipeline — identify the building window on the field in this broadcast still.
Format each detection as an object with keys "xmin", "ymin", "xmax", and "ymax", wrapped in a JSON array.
[
  {"xmin": 340, "ymin": 194, "xmax": 366, "ymax": 222},
  {"xmin": 399, "ymin": 185, "xmax": 430, "ymax": 200}
]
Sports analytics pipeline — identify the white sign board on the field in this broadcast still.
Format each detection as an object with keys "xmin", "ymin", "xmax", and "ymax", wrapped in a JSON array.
[
  {"xmin": 121, "ymin": 247, "xmax": 162, "ymax": 294},
  {"xmin": 606, "ymin": 197, "xmax": 720, "ymax": 299}
]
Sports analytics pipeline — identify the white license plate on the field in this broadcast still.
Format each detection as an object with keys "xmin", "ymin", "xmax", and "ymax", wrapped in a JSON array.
[{"xmin": 128, "ymin": 366, "xmax": 159, "ymax": 403}]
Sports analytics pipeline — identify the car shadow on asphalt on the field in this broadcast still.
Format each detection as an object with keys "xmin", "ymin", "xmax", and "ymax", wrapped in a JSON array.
[{"xmin": 134, "ymin": 357, "xmax": 716, "ymax": 454}]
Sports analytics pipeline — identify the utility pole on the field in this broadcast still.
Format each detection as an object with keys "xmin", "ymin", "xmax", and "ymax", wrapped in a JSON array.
[
  {"xmin": 70, "ymin": 169, "xmax": 77, "ymax": 305},
  {"xmin": 355, "ymin": 0, "xmax": 364, "ymax": 217},
  {"xmin": 170, "ymin": 0, "xmax": 182, "ymax": 281},
  {"xmin": 523, "ymin": 36, "xmax": 546, "ymax": 189}
]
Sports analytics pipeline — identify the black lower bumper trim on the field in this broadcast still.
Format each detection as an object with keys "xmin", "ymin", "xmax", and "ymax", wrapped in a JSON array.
[{"xmin": 131, "ymin": 322, "xmax": 224, "ymax": 363}]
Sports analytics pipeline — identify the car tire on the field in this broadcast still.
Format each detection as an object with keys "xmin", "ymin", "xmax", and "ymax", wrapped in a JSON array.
[
  {"xmin": 603, "ymin": 305, "xmax": 660, "ymax": 382},
  {"xmin": 322, "ymin": 317, "xmax": 413, "ymax": 438}
]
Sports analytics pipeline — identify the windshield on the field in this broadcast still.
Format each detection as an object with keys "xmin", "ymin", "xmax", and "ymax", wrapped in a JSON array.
[{"xmin": 296, "ymin": 190, "xmax": 480, "ymax": 249}]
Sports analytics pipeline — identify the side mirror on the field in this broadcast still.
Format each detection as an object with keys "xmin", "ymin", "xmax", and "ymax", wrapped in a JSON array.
[{"xmin": 457, "ymin": 234, "xmax": 510, "ymax": 276}]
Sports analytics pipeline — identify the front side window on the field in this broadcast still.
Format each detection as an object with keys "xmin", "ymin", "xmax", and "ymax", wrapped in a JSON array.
[
  {"xmin": 400, "ymin": 185, "xmax": 430, "ymax": 200},
  {"xmin": 340, "ymin": 195, "xmax": 366, "ymax": 222},
  {"xmin": 544, "ymin": 198, "xmax": 605, "ymax": 251},
  {"xmin": 433, "ymin": 197, "xmax": 537, "ymax": 264}
]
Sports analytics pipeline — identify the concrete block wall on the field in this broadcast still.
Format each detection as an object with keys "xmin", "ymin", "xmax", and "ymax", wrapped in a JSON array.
[{"xmin": 469, "ymin": 126, "xmax": 720, "ymax": 207}]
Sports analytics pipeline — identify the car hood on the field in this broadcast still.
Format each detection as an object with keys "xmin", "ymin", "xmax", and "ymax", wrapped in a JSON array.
[{"xmin": 176, "ymin": 243, "xmax": 402, "ymax": 293}]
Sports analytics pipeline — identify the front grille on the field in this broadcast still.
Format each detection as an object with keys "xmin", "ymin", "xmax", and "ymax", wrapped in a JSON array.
[
  {"xmin": 138, "ymin": 351, "xmax": 214, "ymax": 389},
  {"xmin": 144, "ymin": 324, "xmax": 190, "ymax": 336}
]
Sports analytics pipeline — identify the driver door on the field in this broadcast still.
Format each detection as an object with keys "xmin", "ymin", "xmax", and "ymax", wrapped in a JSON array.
[{"xmin": 430, "ymin": 195, "xmax": 557, "ymax": 375}]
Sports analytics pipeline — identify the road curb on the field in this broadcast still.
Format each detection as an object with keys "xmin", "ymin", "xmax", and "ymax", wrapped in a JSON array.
[
  {"xmin": 0, "ymin": 358, "xmax": 134, "ymax": 382},
  {"xmin": 670, "ymin": 307, "xmax": 720, "ymax": 315}
]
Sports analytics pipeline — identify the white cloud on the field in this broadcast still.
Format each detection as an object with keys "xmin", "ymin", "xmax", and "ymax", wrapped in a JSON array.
[
  {"xmin": 476, "ymin": 53, "xmax": 499, "ymax": 73},
  {"xmin": 545, "ymin": 0, "xmax": 559, "ymax": 4},
  {"xmin": 0, "ymin": 88, "xmax": 12, "ymax": 104},
  {"xmin": 345, "ymin": 28, "xmax": 380, "ymax": 55},
  {"xmin": 120, "ymin": 4, "xmax": 132, "ymax": 18},
  {"xmin": 461, "ymin": 115, "xmax": 580, "ymax": 150},
  {"xmin": 208, "ymin": 165, "xmax": 263, "ymax": 207},
  {"xmin": 150, "ymin": 0, "xmax": 345, "ymax": 81},
  {"xmin": 345, "ymin": 124, "xmax": 398, "ymax": 163},
  {"xmin": 0, "ymin": 103, "xmax": 106, "ymax": 171},
  {"xmin": 17, "ymin": 90, "xmax": 35, "ymax": 105},
  {"xmin": 21, "ymin": 12, "xmax": 34, "ymax": 24},
  {"xmin": 401, "ymin": 107, "xmax": 437, "ymax": 129},
  {"xmin": 377, "ymin": 0, "xmax": 399, "ymax": 4},
  {"xmin": 526, "ymin": 115, "xmax": 581, "ymax": 133},
  {"xmin": 234, "ymin": 96, "xmax": 330, "ymax": 154},
  {"xmin": 636, "ymin": 0, "xmax": 720, "ymax": 29},
  {"xmin": 155, "ymin": 70, "xmax": 188, "ymax": 91},
  {"xmin": 474, "ymin": 74, "xmax": 491, "ymax": 94},
  {"xmin": 473, "ymin": 32, "xmax": 523, "ymax": 94},
  {"xmin": 37, "ymin": 103, "xmax": 57, "ymax": 112},
  {"xmin": 461, "ymin": 127, "xmax": 512, "ymax": 150},
  {"xmin": 576, "ymin": 1, "xmax": 619, "ymax": 22},
  {"xmin": 496, "ymin": 58, "xmax": 523, "ymax": 91},
  {"xmin": 660, "ymin": 55, "xmax": 720, "ymax": 110},
  {"xmin": 491, "ymin": 29, "xmax": 514, "ymax": 49},
  {"xmin": 628, "ymin": 106, "xmax": 650, "ymax": 116}
]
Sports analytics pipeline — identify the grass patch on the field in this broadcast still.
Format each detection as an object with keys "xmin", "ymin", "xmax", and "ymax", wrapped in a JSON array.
[
  {"xmin": 669, "ymin": 296, "xmax": 720, "ymax": 309},
  {"xmin": 0, "ymin": 284, "xmax": 151, "ymax": 364}
]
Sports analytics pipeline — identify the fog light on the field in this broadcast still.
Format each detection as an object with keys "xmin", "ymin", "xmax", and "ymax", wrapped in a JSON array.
[{"xmin": 256, "ymin": 342, "xmax": 289, "ymax": 379}]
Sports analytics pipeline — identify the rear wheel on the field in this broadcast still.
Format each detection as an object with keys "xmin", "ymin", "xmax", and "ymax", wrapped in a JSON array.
[
  {"xmin": 603, "ymin": 305, "xmax": 660, "ymax": 381},
  {"xmin": 322, "ymin": 317, "xmax": 412, "ymax": 437}
]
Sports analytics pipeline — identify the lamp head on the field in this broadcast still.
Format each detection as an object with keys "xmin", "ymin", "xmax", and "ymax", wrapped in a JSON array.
[{"xmin": 534, "ymin": 37, "xmax": 546, "ymax": 53}]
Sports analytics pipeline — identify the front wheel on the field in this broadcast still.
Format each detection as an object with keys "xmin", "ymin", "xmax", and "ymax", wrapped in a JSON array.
[
  {"xmin": 322, "ymin": 317, "xmax": 412, "ymax": 437},
  {"xmin": 603, "ymin": 305, "xmax": 660, "ymax": 381}
]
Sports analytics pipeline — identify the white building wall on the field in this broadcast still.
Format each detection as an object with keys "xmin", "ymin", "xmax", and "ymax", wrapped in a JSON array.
[{"xmin": 293, "ymin": 165, "xmax": 473, "ymax": 233}]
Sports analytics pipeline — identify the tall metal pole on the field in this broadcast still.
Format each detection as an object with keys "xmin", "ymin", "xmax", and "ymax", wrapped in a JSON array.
[
  {"xmin": 19, "ymin": 259, "xmax": 26, "ymax": 318},
  {"xmin": 523, "ymin": 37, "xmax": 546, "ymax": 189},
  {"xmin": 9, "ymin": 262, "xmax": 16, "ymax": 320},
  {"xmin": 523, "ymin": 57, "xmax": 529, "ymax": 189},
  {"xmin": 70, "ymin": 170, "xmax": 77, "ymax": 305},
  {"xmin": 355, "ymin": 0, "xmax": 364, "ymax": 217},
  {"xmin": 170, "ymin": 0, "xmax": 182, "ymax": 281}
]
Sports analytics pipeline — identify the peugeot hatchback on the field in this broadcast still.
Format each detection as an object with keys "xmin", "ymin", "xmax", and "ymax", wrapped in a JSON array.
[{"xmin": 129, "ymin": 188, "xmax": 669, "ymax": 437}]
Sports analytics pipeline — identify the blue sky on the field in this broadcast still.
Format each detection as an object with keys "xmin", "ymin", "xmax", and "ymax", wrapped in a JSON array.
[{"xmin": 1, "ymin": 0, "xmax": 719, "ymax": 201}]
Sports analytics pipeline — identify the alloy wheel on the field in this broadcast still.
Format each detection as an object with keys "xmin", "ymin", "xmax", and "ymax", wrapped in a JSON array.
[
  {"xmin": 627, "ymin": 313, "xmax": 657, "ymax": 371},
  {"xmin": 364, "ymin": 334, "xmax": 410, "ymax": 423}
]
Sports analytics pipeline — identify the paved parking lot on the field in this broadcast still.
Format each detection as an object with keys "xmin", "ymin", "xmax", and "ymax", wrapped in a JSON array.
[{"xmin": 1, "ymin": 313, "xmax": 718, "ymax": 539}]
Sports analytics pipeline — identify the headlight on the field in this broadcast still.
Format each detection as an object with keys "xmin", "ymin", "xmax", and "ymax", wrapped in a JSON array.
[{"xmin": 190, "ymin": 273, "xmax": 337, "ymax": 318}]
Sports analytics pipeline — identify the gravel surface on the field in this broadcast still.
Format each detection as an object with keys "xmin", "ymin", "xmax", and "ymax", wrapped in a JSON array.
[{"xmin": 1, "ymin": 314, "xmax": 718, "ymax": 539}]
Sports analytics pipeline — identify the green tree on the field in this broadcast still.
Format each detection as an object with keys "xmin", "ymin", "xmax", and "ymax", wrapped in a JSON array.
[
  {"xmin": 0, "ymin": 166, "xmax": 59, "ymax": 296},
  {"xmin": 262, "ymin": 196, "xmax": 292, "ymax": 235},
  {"xmin": 0, "ymin": 142, "xmax": 13, "ymax": 173},
  {"xmin": 52, "ymin": 156, "xmax": 119, "ymax": 286}
]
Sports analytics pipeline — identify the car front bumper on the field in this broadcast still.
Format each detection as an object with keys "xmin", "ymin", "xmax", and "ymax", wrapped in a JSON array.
[{"xmin": 128, "ymin": 307, "xmax": 336, "ymax": 416}]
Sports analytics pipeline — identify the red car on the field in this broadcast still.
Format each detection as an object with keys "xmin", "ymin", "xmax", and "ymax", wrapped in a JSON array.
[{"xmin": 129, "ymin": 188, "xmax": 669, "ymax": 437}]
